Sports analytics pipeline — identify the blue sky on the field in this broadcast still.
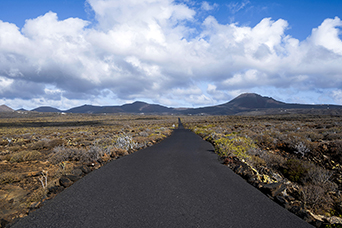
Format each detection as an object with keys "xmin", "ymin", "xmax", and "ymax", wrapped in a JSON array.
[
  {"xmin": 2, "ymin": 0, "xmax": 341, "ymax": 41},
  {"xmin": 0, "ymin": 0, "xmax": 342, "ymax": 110}
]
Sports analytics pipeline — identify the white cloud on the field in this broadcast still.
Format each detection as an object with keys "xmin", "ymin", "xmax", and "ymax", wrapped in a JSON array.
[
  {"xmin": 0, "ymin": 0, "xmax": 342, "ymax": 109},
  {"xmin": 332, "ymin": 90, "xmax": 342, "ymax": 104},
  {"xmin": 0, "ymin": 76, "xmax": 14, "ymax": 93},
  {"xmin": 206, "ymin": 84, "xmax": 228, "ymax": 101},
  {"xmin": 227, "ymin": 1, "xmax": 250, "ymax": 14},
  {"xmin": 309, "ymin": 17, "xmax": 342, "ymax": 55},
  {"xmin": 201, "ymin": 1, "xmax": 217, "ymax": 11}
]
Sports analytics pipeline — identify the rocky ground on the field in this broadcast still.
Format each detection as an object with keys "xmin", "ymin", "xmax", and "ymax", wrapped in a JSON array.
[
  {"xmin": 2, "ymin": 113, "xmax": 342, "ymax": 228},
  {"xmin": 183, "ymin": 114, "xmax": 342, "ymax": 228},
  {"xmin": 224, "ymin": 157, "xmax": 342, "ymax": 227},
  {"xmin": 0, "ymin": 113, "xmax": 175, "ymax": 227}
]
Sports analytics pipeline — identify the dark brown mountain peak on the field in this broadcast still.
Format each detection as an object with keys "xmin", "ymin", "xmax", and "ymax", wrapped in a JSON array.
[
  {"xmin": 0, "ymin": 105, "xmax": 14, "ymax": 112},
  {"xmin": 225, "ymin": 93, "xmax": 285, "ymax": 109}
]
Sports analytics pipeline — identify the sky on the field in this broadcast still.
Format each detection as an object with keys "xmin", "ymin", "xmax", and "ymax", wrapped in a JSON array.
[{"xmin": 0, "ymin": 0, "xmax": 342, "ymax": 110}]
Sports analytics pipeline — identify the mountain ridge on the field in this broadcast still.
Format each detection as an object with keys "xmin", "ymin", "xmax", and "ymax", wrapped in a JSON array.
[
  {"xmin": 0, "ymin": 105, "xmax": 14, "ymax": 112},
  {"xmin": 5, "ymin": 93, "xmax": 342, "ymax": 115}
]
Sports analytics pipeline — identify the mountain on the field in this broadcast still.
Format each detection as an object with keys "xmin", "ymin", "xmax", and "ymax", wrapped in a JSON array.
[
  {"xmin": 222, "ymin": 93, "xmax": 342, "ymax": 111},
  {"xmin": 27, "ymin": 93, "xmax": 342, "ymax": 115},
  {"xmin": 16, "ymin": 108, "xmax": 28, "ymax": 112},
  {"xmin": 65, "ymin": 102, "xmax": 176, "ymax": 114},
  {"xmin": 224, "ymin": 93, "xmax": 286, "ymax": 109},
  {"xmin": 66, "ymin": 105, "xmax": 103, "ymax": 114},
  {"xmin": 32, "ymin": 106, "xmax": 61, "ymax": 113},
  {"xmin": 181, "ymin": 93, "xmax": 342, "ymax": 115},
  {"xmin": 121, "ymin": 101, "xmax": 175, "ymax": 113},
  {"xmin": 0, "ymin": 105, "xmax": 14, "ymax": 112}
]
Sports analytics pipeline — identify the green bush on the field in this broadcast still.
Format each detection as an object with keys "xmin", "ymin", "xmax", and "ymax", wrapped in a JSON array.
[
  {"xmin": 282, "ymin": 159, "xmax": 308, "ymax": 182},
  {"xmin": 214, "ymin": 134, "xmax": 256, "ymax": 159}
]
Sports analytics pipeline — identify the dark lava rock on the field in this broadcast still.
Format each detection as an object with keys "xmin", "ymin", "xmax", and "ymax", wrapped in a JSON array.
[
  {"xmin": 296, "ymin": 210, "xmax": 315, "ymax": 224},
  {"xmin": 48, "ymin": 186, "xmax": 64, "ymax": 195},
  {"xmin": 80, "ymin": 165, "xmax": 91, "ymax": 174},
  {"xmin": 275, "ymin": 195, "xmax": 287, "ymax": 207},
  {"xmin": 65, "ymin": 175, "xmax": 81, "ymax": 182},
  {"xmin": 59, "ymin": 177, "xmax": 73, "ymax": 188},
  {"xmin": 260, "ymin": 182, "xmax": 287, "ymax": 198},
  {"xmin": 0, "ymin": 218, "xmax": 9, "ymax": 228},
  {"xmin": 289, "ymin": 205, "xmax": 303, "ymax": 215},
  {"xmin": 71, "ymin": 168, "xmax": 83, "ymax": 176}
]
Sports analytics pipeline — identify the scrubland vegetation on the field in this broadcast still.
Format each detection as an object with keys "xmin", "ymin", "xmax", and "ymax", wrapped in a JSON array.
[
  {"xmin": 0, "ymin": 113, "xmax": 175, "ymax": 225},
  {"xmin": 1, "ymin": 112, "xmax": 342, "ymax": 227},
  {"xmin": 182, "ymin": 114, "xmax": 342, "ymax": 227}
]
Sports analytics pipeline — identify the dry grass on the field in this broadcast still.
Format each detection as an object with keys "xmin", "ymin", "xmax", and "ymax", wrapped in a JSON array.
[
  {"xmin": 0, "ymin": 112, "xmax": 176, "ymax": 224},
  {"xmin": 0, "ymin": 172, "xmax": 23, "ymax": 184},
  {"xmin": 7, "ymin": 150, "xmax": 42, "ymax": 163}
]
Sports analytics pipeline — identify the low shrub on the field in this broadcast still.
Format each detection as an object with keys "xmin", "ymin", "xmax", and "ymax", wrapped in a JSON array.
[
  {"xmin": 302, "ymin": 164, "xmax": 337, "ymax": 192},
  {"xmin": 139, "ymin": 131, "xmax": 149, "ymax": 137},
  {"xmin": 114, "ymin": 134, "xmax": 137, "ymax": 151},
  {"xmin": 9, "ymin": 150, "xmax": 42, "ymax": 163},
  {"xmin": 253, "ymin": 134, "xmax": 277, "ymax": 150},
  {"xmin": 110, "ymin": 148, "xmax": 129, "ymax": 157},
  {"xmin": 248, "ymin": 155, "xmax": 266, "ymax": 169},
  {"xmin": 294, "ymin": 141, "xmax": 310, "ymax": 157},
  {"xmin": 300, "ymin": 185, "xmax": 333, "ymax": 213},
  {"xmin": 26, "ymin": 188, "xmax": 47, "ymax": 206},
  {"xmin": 262, "ymin": 153, "xmax": 286, "ymax": 170},
  {"xmin": 46, "ymin": 139, "xmax": 64, "ymax": 149},
  {"xmin": 49, "ymin": 146, "xmax": 84, "ymax": 164},
  {"xmin": 29, "ymin": 140, "xmax": 47, "ymax": 150},
  {"xmin": 8, "ymin": 145, "xmax": 21, "ymax": 152},
  {"xmin": 214, "ymin": 134, "xmax": 256, "ymax": 159},
  {"xmin": 305, "ymin": 131, "xmax": 324, "ymax": 142},
  {"xmin": 323, "ymin": 132, "xmax": 342, "ymax": 141},
  {"xmin": 326, "ymin": 140, "xmax": 342, "ymax": 163},
  {"xmin": 87, "ymin": 146, "xmax": 104, "ymax": 161},
  {"xmin": 0, "ymin": 172, "xmax": 23, "ymax": 184},
  {"xmin": 0, "ymin": 139, "xmax": 8, "ymax": 146},
  {"xmin": 282, "ymin": 159, "xmax": 308, "ymax": 183},
  {"xmin": 49, "ymin": 145, "xmax": 104, "ymax": 164}
]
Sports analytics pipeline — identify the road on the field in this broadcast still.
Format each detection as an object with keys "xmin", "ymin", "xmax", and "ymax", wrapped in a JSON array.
[{"xmin": 12, "ymin": 121, "xmax": 312, "ymax": 227}]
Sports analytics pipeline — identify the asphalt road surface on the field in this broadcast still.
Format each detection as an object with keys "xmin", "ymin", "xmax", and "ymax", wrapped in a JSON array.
[{"xmin": 13, "ymin": 121, "xmax": 312, "ymax": 227}]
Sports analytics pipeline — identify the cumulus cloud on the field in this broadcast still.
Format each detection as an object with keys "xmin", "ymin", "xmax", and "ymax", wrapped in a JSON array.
[
  {"xmin": 0, "ymin": 0, "xmax": 342, "ymax": 109},
  {"xmin": 309, "ymin": 17, "xmax": 342, "ymax": 55}
]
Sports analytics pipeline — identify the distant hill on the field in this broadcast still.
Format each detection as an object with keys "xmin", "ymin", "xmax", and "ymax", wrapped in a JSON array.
[
  {"xmin": 65, "ymin": 101, "xmax": 176, "ymax": 114},
  {"xmin": 32, "ymin": 106, "xmax": 61, "ymax": 113},
  {"xmin": 26, "ymin": 93, "xmax": 342, "ymax": 115},
  {"xmin": 224, "ymin": 93, "xmax": 285, "ymax": 109},
  {"xmin": 221, "ymin": 93, "xmax": 342, "ymax": 112},
  {"xmin": 0, "ymin": 105, "xmax": 14, "ymax": 112},
  {"xmin": 180, "ymin": 93, "xmax": 342, "ymax": 115},
  {"xmin": 65, "ymin": 105, "xmax": 101, "ymax": 114},
  {"xmin": 120, "ymin": 101, "xmax": 175, "ymax": 113}
]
